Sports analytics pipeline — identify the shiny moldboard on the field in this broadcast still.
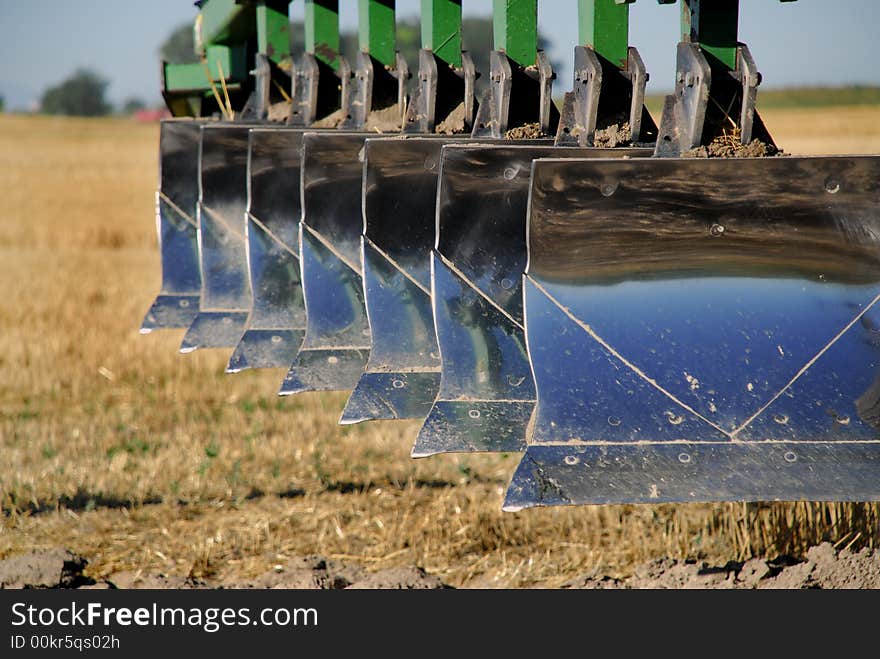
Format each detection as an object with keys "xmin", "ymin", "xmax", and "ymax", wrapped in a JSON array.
[
  {"xmin": 141, "ymin": 119, "xmax": 206, "ymax": 332},
  {"xmin": 413, "ymin": 144, "xmax": 651, "ymax": 457},
  {"xmin": 281, "ymin": 132, "xmax": 375, "ymax": 396},
  {"xmin": 340, "ymin": 135, "xmax": 480, "ymax": 425},
  {"xmin": 227, "ymin": 128, "xmax": 307, "ymax": 373},
  {"xmin": 181, "ymin": 123, "xmax": 259, "ymax": 353},
  {"xmin": 506, "ymin": 155, "xmax": 880, "ymax": 509}
]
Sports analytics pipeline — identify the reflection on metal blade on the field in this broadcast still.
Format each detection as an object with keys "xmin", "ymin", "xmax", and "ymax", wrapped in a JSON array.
[
  {"xmin": 508, "ymin": 155, "xmax": 880, "ymax": 508},
  {"xmin": 228, "ymin": 128, "xmax": 306, "ymax": 372},
  {"xmin": 341, "ymin": 137, "xmax": 471, "ymax": 424},
  {"xmin": 181, "ymin": 124, "xmax": 255, "ymax": 352},
  {"xmin": 413, "ymin": 144, "xmax": 650, "ymax": 456},
  {"xmin": 141, "ymin": 120, "xmax": 205, "ymax": 333},
  {"xmin": 282, "ymin": 133, "xmax": 372, "ymax": 395}
]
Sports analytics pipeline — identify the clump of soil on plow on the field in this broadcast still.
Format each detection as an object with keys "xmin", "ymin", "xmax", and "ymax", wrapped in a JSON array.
[
  {"xmin": 435, "ymin": 102, "xmax": 467, "ymax": 135},
  {"xmin": 267, "ymin": 102, "xmax": 291, "ymax": 123},
  {"xmin": 311, "ymin": 108, "xmax": 347, "ymax": 129},
  {"xmin": 562, "ymin": 543, "xmax": 880, "ymax": 589},
  {"xmin": 505, "ymin": 122, "xmax": 548, "ymax": 139},
  {"xmin": 593, "ymin": 122, "xmax": 632, "ymax": 148},
  {"xmin": 365, "ymin": 104, "xmax": 403, "ymax": 133},
  {"xmin": 683, "ymin": 132, "xmax": 780, "ymax": 158}
]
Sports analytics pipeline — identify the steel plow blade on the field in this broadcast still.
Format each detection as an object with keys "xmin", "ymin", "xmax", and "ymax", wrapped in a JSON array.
[
  {"xmin": 180, "ymin": 124, "xmax": 256, "ymax": 353},
  {"xmin": 227, "ymin": 128, "xmax": 306, "ymax": 373},
  {"xmin": 412, "ymin": 144, "xmax": 651, "ymax": 457},
  {"xmin": 505, "ymin": 155, "xmax": 880, "ymax": 510},
  {"xmin": 141, "ymin": 120, "xmax": 205, "ymax": 333},
  {"xmin": 280, "ymin": 132, "xmax": 372, "ymax": 396},
  {"xmin": 340, "ymin": 136, "xmax": 474, "ymax": 425}
]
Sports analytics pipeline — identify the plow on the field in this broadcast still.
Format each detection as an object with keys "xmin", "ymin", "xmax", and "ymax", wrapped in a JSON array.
[{"xmin": 142, "ymin": 0, "xmax": 880, "ymax": 510}]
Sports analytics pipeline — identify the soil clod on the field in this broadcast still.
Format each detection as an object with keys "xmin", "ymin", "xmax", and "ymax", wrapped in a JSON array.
[
  {"xmin": 0, "ymin": 548, "xmax": 91, "ymax": 589},
  {"xmin": 505, "ymin": 122, "xmax": 548, "ymax": 140}
]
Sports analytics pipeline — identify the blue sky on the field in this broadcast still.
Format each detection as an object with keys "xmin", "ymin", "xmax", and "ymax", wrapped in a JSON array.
[{"xmin": 1, "ymin": 1, "xmax": 878, "ymax": 110}]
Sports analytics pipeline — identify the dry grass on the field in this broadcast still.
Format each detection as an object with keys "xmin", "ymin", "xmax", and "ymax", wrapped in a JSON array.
[{"xmin": 2, "ymin": 109, "xmax": 880, "ymax": 588}]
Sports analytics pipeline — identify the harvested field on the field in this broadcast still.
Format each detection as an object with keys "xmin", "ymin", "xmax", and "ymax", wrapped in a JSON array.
[{"xmin": 2, "ymin": 107, "xmax": 880, "ymax": 588}]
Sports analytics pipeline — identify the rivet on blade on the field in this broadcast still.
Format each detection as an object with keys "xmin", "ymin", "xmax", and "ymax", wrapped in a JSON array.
[
  {"xmin": 599, "ymin": 181, "xmax": 618, "ymax": 197},
  {"xmin": 824, "ymin": 177, "xmax": 841, "ymax": 194},
  {"xmin": 665, "ymin": 411, "xmax": 684, "ymax": 425}
]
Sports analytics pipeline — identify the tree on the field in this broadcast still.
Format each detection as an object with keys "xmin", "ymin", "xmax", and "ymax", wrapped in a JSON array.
[
  {"xmin": 40, "ymin": 69, "xmax": 112, "ymax": 117},
  {"xmin": 160, "ymin": 22, "xmax": 198, "ymax": 64},
  {"xmin": 122, "ymin": 97, "xmax": 148, "ymax": 114},
  {"xmin": 0, "ymin": 95, "xmax": 5, "ymax": 113}
]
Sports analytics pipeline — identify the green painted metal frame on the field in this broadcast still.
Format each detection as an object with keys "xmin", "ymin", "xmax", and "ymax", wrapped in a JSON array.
[
  {"xmin": 579, "ymin": 0, "xmax": 632, "ymax": 70},
  {"xmin": 359, "ymin": 0, "xmax": 397, "ymax": 68},
  {"xmin": 164, "ymin": 0, "xmax": 292, "ymax": 98},
  {"xmin": 681, "ymin": 0, "xmax": 739, "ymax": 70},
  {"xmin": 305, "ymin": 0, "xmax": 341, "ymax": 71},
  {"xmin": 256, "ymin": 0, "xmax": 293, "ymax": 69},
  {"xmin": 492, "ymin": 0, "xmax": 537, "ymax": 68},
  {"xmin": 421, "ymin": 0, "xmax": 462, "ymax": 68}
]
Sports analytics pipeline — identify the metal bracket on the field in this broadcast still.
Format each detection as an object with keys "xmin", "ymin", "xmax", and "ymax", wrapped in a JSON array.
[
  {"xmin": 288, "ymin": 53, "xmax": 351, "ymax": 126},
  {"xmin": 240, "ymin": 52, "xmax": 272, "ymax": 120},
  {"xmin": 342, "ymin": 51, "xmax": 410, "ymax": 130},
  {"xmin": 654, "ymin": 42, "xmax": 711, "ymax": 156},
  {"xmin": 732, "ymin": 44, "xmax": 761, "ymax": 144},
  {"xmin": 556, "ymin": 46, "xmax": 655, "ymax": 147},
  {"xmin": 654, "ymin": 41, "xmax": 774, "ymax": 157},
  {"xmin": 471, "ymin": 50, "xmax": 558, "ymax": 138},
  {"xmin": 403, "ymin": 49, "xmax": 477, "ymax": 134},
  {"xmin": 240, "ymin": 52, "xmax": 296, "ymax": 122}
]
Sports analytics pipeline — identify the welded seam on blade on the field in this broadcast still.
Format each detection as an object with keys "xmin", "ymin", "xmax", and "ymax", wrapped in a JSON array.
[
  {"xmin": 436, "ymin": 252, "xmax": 523, "ymax": 331},
  {"xmin": 201, "ymin": 204, "xmax": 245, "ymax": 240},
  {"xmin": 731, "ymin": 290, "xmax": 880, "ymax": 438},
  {"xmin": 302, "ymin": 223, "xmax": 362, "ymax": 276},
  {"xmin": 159, "ymin": 191, "xmax": 197, "ymax": 228},
  {"xmin": 521, "ymin": 438, "xmax": 880, "ymax": 446},
  {"xmin": 365, "ymin": 237, "xmax": 431, "ymax": 297},
  {"xmin": 361, "ymin": 366, "xmax": 442, "ymax": 373},
  {"xmin": 529, "ymin": 277, "xmax": 732, "ymax": 439},
  {"xmin": 248, "ymin": 213, "xmax": 299, "ymax": 259}
]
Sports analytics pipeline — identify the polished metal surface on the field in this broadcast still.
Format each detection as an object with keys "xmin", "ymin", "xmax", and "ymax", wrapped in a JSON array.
[
  {"xmin": 141, "ymin": 120, "xmax": 205, "ymax": 332},
  {"xmin": 413, "ymin": 144, "xmax": 650, "ymax": 457},
  {"xmin": 181, "ymin": 124, "xmax": 257, "ymax": 352},
  {"xmin": 509, "ymin": 155, "xmax": 880, "ymax": 508},
  {"xmin": 281, "ymin": 133, "xmax": 372, "ymax": 395},
  {"xmin": 227, "ymin": 128, "xmax": 306, "ymax": 373},
  {"xmin": 341, "ymin": 136, "xmax": 472, "ymax": 424}
]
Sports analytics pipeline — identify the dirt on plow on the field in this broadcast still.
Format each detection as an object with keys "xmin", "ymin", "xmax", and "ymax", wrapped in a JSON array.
[
  {"xmin": 2, "ymin": 542, "xmax": 877, "ymax": 589},
  {"xmin": 683, "ymin": 134, "xmax": 781, "ymax": 158}
]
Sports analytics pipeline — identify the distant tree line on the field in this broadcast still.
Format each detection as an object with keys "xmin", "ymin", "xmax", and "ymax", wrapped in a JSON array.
[{"xmin": 38, "ymin": 69, "xmax": 150, "ymax": 117}]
